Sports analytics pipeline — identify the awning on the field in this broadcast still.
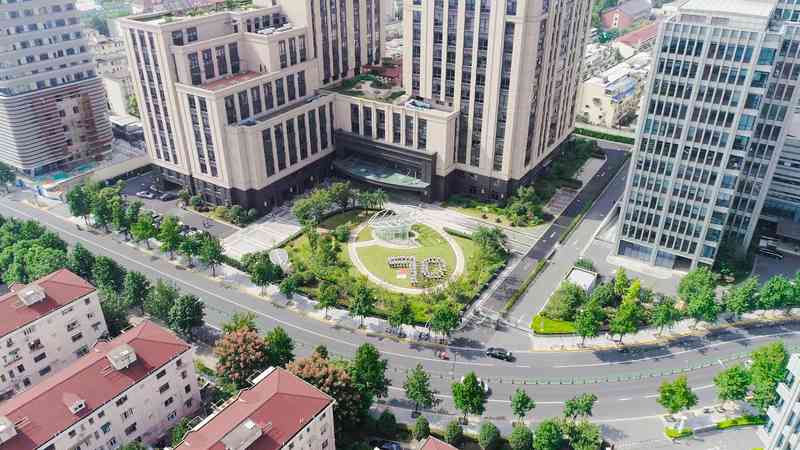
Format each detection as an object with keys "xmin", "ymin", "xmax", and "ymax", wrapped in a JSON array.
[{"xmin": 333, "ymin": 156, "xmax": 430, "ymax": 191}]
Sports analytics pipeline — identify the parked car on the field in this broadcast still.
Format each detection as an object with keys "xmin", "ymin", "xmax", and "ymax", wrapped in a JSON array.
[
  {"xmin": 159, "ymin": 192, "xmax": 177, "ymax": 201},
  {"xmin": 370, "ymin": 440, "xmax": 401, "ymax": 450},
  {"xmin": 486, "ymin": 347, "xmax": 514, "ymax": 361},
  {"xmin": 136, "ymin": 191, "xmax": 156, "ymax": 199}
]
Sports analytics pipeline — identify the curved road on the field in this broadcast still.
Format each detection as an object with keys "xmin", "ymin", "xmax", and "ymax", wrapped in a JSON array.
[{"xmin": 0, "ymin": 196, "xmax": 793, "ymax": 442}]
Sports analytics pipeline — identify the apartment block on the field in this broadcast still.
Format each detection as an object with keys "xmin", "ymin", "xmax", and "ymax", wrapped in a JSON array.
[
  {"xmin": 760, "ymin": 353, "xmax": 800, "ymax": 450},
  {"xmin": 579, "ymin": 53, "xmax": 651, "ymax": 128},
  {"xmin": 0, "ymin": 0, "xmax": 113, "ymax": 175},
  {"xmin": 0, "ymin": 269, "xmax": 108, "ymax": 401},
  {"xmin": 615, "ymin": 0, "xmax": 800, "ymax": 269},
  {"xmin": 175, "ymin": 367, "xmax": 334, "ymax": 450},
  {"xmin": 403, "ymin": 0, "xmax": 592, "ymax": 200},
  {"xmin": 0, "ymin": 320, "xmax": 201, "ymax": 450}
]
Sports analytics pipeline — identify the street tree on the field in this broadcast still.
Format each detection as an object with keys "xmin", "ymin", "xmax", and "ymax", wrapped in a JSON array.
[
  {"xmin": 67, "ymin": 185, "xmax": 92, "ymax": 224},
  {"xmin": 250, "ymin": 260, "xmax": 282, "ymax": 295},
  {"xmin": 214, "ymin": 329, "xmax": 269, "ymax": 388},
  {"xmin": 404, "ymin": 363, "xmax": 436, "ymax": 414},
  {"xmin": 565, "ymin": 420, "xmax": 602, "ymax": 450},
  {"xmin": 122, "ymin": 271, "xmax": 150, "ymax": 314},
  {"xmin": 23, "ymin": 245, "xmax": 66, "ymax": 281},
  {"xmin": 68, "ymin": 242, "xmax": 95, "ymax": 282},
  {"xmin": 349, "ymin": 281, "xmax": 376, "ymax": 328},
  {"xmin": 750, "ymin": 342, "xmax": 789, "ymax": 412},
  {"xmin": 588, "ymin": 282, "xmax": 616, "ymax": 307},
  {"xmin": 714, "ymin": 364, "xmax": 752, "ymax": 406},
  {"xmin": 650, "ymin": 296, "xmax": 681, "ymax": 335},
  {"xmin": 478, "ymin": 422, "xmax": 500, "ymax": 450},
  {"xmin": 350, "ymin": 343, "xmax": 389, "ymax": 400},
  {"xmin": 198, "ymin": 233, "xmax": 224, "ymax": 276},
  {"xmin": 159, "ymin": 216, "xmax": 183, "ymax": 259},
  {"xmin": 110, "ymin": 198, "xmax": 130, "ymax": 239},
  {"xmin": 430, "ymin": 300, "xmax": 460, "ymax": 340},
  {"xmin": 686, "ymin": 286, "xmax": 719, "ymax": 325},
  {"xmin": 131, "ymin": 212, "xmax": 156, "ymax": 249},
  {"xmin": 223, "ymin": 312, "xmax": 258, "ymax": 333},
  {"xmin": 168, "ymin": 294, "xmax": 205, "ymax": 337},
  {"xmin": 317, "ymin": 281, "xmax": 339, "ymax": 319},
  {"xmin": 657, "ymin": 375, "xmax": 698, "ymax": 415},
  {"xmin": 574, "ymin": 300, "xmax": 603, "ymax": 345},
  {"xmin": 532, "ymin": 418, "xmax": 563, "ymax": 450},
  {"xmin": 98, "ymin": 289, "xmax": 130, "ymax": 337},
  {"xmin": 92, "ymin": 255, "xmax": 125, "ymax": 293},
  {"xmin": 563, "ymin": 393, "xmax": 597, "ymax": 421},
  {"xmin": 510, "ymin": 388, "xmax": 536, "ymax": 423},
  {"xmin": 91, "ymin": 189, "xmax": 114, "ymax": 232},
  {"xmin": 609, "ymin": 283, "xmax": 642, "ymax": 344},
  {"xmin": 313, "ymin": 344, "xmax": 329, "ymax": 359},
  {"xmin": 758, "ymin": 275, "xmax": 794, "ymax": 311},
  {"xmin": 508, "ymin": 425, "xmax": 533, "ymax": 450},
  {"xmin": 443, "ymin": 420, "xmax": 463, "ymax": 446},
  {"xmin": 451, "ymin": 372, "xmax": 486, "ymax": 420},
  {"xmin": 678, "ymin": 266, "xmax": 717, "ymax": 305},
  {"xmin": 413, "ymin": 416, "xmax": 430, "ymax": 440},
  {"xmin": 279, "ymin": 276, "xmax": 297, "ymax": 299},
  {"xmin": 388, "ymin": 299, "xmax": 414, "ymax": 335},
  {"xmin": 0, "ymin": 162, "xmax": 15, "ymax": 193},
  {"xmin": 179, "ymin": 234, "xmax": 202, "ymax": 267},
  {"xmin": 612, "ymin": 267, "xmax": 630, "ymax": 299},
  {"xmin": 264, "ymin": 326, "xmax": 294, "ymax": 367},
  {"xmin": 145, "ymin": 279, "xmax": 179, "ymax": 321}
]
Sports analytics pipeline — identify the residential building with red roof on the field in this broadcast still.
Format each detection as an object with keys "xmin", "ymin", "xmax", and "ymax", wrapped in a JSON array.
[
  {"xmin": 612, "ymin": 21, "xmax": 660, "ymax": 58},
  {"xmin": 419, "ymin": 437, "xmax": 457, "ymax": 450},
  {"xmin": 0, "ymin": 269, "xmax": 108, "ymax": 401},
  {"xmin": 175, "ymin": 367, "xmax": 334, "ymax": 450},
  {"xmin": 0, "ymin": 320, "xmax": 200, "ymax": 450},
  {"xmin": 601, "ymin": 0, "xmax": 651, "ymax": 30}
]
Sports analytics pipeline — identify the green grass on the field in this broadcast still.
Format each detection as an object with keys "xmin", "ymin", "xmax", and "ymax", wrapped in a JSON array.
[
  {"xmin": 664, "ymin": 427, "xmax": 693, "ymax": 439},
  {"xmin": 356, "ymin": 226, "xmax": 373, "ymax": 242},
  {"xmin": 320, "ymin": 209, "xmax": 366, "ymax": 230},
  {"xmin": 716, "ymin": 415, "xmax": 766, "ymax": 430},
  {"xmin": 355, "ymin": 224, "xmax": 456, "ymax": 289},
  {"xmin": 530, "ymin": 314, "xmax": 576, "ymax": 334},
  {"xmin": 574, "ymin": 127, "xmax": 635, "ymax": 145}
]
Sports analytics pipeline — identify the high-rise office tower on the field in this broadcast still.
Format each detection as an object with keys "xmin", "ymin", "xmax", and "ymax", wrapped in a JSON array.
[
  {"xmin": 403, "ymin": 0, "xmax": 591, "ymax": 200},
  {"xmin": 759, "ymin": 353, "xmax": 800, "ymax": 450},
  {"xmin": 615, "ymin": 0, "xmax": 800, "ymax": 270},
  {"xmin": 0, "ymin": 0, "xmax": 113, "ymax": 176}
]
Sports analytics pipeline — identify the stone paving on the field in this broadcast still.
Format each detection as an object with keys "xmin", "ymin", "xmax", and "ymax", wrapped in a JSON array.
[{"xmin": 222, "ymin": 205, "xmax": 302, "ymax": 258}]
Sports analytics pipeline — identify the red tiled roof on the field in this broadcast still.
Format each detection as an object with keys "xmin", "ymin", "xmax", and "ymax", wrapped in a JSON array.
[
  {"xmin": 617, "ymin": 21, "xmax": 659, "ymax": 47},
  {"xmin": 420, "ymin": 437, "xmax": 458, "ymax": 450},
  {"xmin": 176, "ymin": 368, "xmax": 332, "ymax": 450},
  {"xmin": 0, "ymin": 321, "xmax": 191, "ymax": 450},
  {"xmin": 0, "ymin": 269, "xmax": 96, "ymax": 337},
  {"xmin": 200, "ymin": 71, "xmax": 264, "ymax": 92}
]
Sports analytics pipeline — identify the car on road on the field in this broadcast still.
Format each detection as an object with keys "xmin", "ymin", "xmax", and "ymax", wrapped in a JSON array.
[
  {"xmin": 370, "ymin": 440, "xmax": 402, "ymax": 450},
  {"xmin": 159, "ymin": 192, "xmax": 177, "ymax": 201},
  {"xmin": 136, "ymin": 191, "xmax": 156, "ymax": 199},
  {"xmin": 486, "ymin": 347, "xmax": 513, "ymax": 361},
  {"xmin": 757, "ymin": 247, "xmax": 784, "ymax": 259}
]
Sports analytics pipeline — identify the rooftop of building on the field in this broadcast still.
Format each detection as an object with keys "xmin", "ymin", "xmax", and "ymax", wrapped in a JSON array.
[
  {"xmin": 604, "ymin": 0, "xmax": 652, "ymax": 17},
  {"xmin": 0, "ymin": 321, "xmax": 191, "ymax": 450},
  {"xmin": 124, "ymin": 0, "xmax": 282, "ymax": 26},
  {"xmin": 616, "ymin": 21, "xmax": 659, "ymax": 46},
  {"xmin": 420, "ymin": 437, "xmax": 458, "ymax": 450},
  {"xmin": 325, "ymin": 73, "xmax": 409, "ymax": 105},
  {"xmin": 199, "ymin": 71, "xmax": 266, "ymax": 92},
  {"xmin": 0, "ymin": 269, "xmax": 96, "ymax": 337},
  {"xmin": 566, "ymin": 266, "xmax": 599, "ymax": 291},
  {"xmin": 679, "ymin": 0, "xmax": 774, "ymax": 18},
  {"xmin": 175, "ymin": 367, "xmax": 332, "ymax": 450}
]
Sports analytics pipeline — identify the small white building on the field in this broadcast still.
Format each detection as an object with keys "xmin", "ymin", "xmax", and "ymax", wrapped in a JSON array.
[
  {"xmin": 565, "ymin": 266, "xmax": 599, "ymax": 293},
  {"xmin": 0, "ymin": 269, "xmax": 108, "ymax": 401},
  {"xmin": 579, "ymin": 53, "xmax": 651, "ymax": 128},
  {"xmin": 0, "ymin": 320, "xmax": 201, "ymax": 450},
  {"xmin": 175, "ymin": 367, "xmax": 335, "ymax": 450},
  {"xmin": 760, "ymin": 353, "xmax": 800, "ymax": 449}
]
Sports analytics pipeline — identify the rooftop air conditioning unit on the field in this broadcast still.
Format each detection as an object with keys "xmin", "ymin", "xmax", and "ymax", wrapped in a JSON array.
[
  {"xmin": 106, "ymin": 344, "xmax": 137, "ymax": 370},
  {"xmin": 18, "ymin": 284, "xmax": 45, "ymax": 306}
]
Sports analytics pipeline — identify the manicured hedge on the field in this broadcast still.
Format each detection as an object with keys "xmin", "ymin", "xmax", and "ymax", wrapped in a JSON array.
[
  {"xmin": 443, "ymin": 227, "xmax": 474, "ymax": 240},
  {"xmin": 574, "ymin": 127, "xmax": 635, "ymax": 145},
  {"xmin": 664, "ymin": 428, "xmax": 693, "ymax": 439},
  {"xmin": 503, "ymin": 259, "xmax": 548, "ymax": 314},
  {"xmin": 716, "ymin": 415, "xmax": 766, "ymax": 430}
]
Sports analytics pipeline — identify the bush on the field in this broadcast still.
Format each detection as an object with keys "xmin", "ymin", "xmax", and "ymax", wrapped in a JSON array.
[
  {"xmin": 508, "ymin": 425, "xmax": 533, "ymax": 450},
  {"xmin": 478, "ymin": 422, "xmax": 500, "ymax": 450},
  {"xmin": 189, "ymin": 195, "xmax": 203, "ymax": 209},
  {"xmin": 560, "ymin": 178, "xmax": 583, "ymax": 190},
  {"xmin": 443, "ymin": 227, "xmax": 473, "ymax": 240},
  {"xmin": 664, "ymin": 427, "xmax": 693, "ymax": 439},
  {"xmin": 444, "ymin": 420, "xmax": 463, "ymax": 446},
  {"xmin": 574, "ymin": 258, "xmax": 595, "ymax": 271},
  {"xmin": 716, "ymin": 415, "xmax": 766, "ymax": 430},
  {"xmin": 413, "ymin": 416, "xmax": 430, "ymax": 440},
  {"xmin": 377, "ymin": 410, "xmax": 397, "ymax": 437},
  {"xmin": 333, "ymin": 224, "xmax": 350, "ymax": 242},
  {"xmin": 574, "ymin": 127, "xmax": 635, "ymax": 145},
  {"xmin": 542, "ymin": 281, "xmax": 587, "ymax": 321}
]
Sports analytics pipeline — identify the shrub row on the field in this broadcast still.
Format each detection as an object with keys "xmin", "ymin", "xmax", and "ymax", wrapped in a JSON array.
[
  {"xmin": 574, "ymin": 127, "xmax": 635, "ymax": 145},
  {"xmin": 503, "ymin": 259, "xmax": 548, "ymax": 314}
]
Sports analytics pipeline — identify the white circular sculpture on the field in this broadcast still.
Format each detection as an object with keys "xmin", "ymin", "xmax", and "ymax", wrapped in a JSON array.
[{"xmin": 368, "ymin": 207, "xmax": 421, "ymax": 243}]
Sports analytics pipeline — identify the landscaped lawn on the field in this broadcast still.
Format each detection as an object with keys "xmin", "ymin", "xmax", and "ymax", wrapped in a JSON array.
[
  {"xmin": 320, "ymin": 209, "xmax": 367, "ymax": 230},
  {"xmin": 530, "ymin": 314, "xmax": 576, "ymax": 334},
  {"xmin": 355, "ymin": 224, "xmax": 457, "ymax": 289},
  {"xmin": 356, "ymin": 225, "xmax": 374, "ymax": 242}
]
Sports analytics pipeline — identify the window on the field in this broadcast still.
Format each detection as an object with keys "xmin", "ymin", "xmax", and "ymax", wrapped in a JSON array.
[
  {"xmin": 121, "ymin": 408, "xmax": 134, "ymax": 420},
  {"xmin": 69, "ymin": 429, "xmax": 76, "ymax": 438},
  {"xmin": 186, "ymin": 27, "xmax": 198, "ymax": 42},
  {"xmin": 264, "ymin": 82, "xmax": 274, "ymax": 110},
  {"xmin": 156, "ymin": 369, "xmax": 166, "ymax": 379},
  {"xmin": 418, "ymin": 119, "xmax": 427, "ymax": 149},
  {"xmin": 159, "ymin": 383, "xmax": 170, "ymax": 394},
  {"xmin": 33, "ymin": 353, "xmax": 46, "ymax": 363},
  {"xmin": 108, "ymin": 438, "xmax": 117, "ymax": 449},
  {"xmin": 225, "ymin": 96, "xmax": 237, "ymax": 124},
  {"xmin": 172, "ymin": 31, "xmax": 184, "ymax": 46},
  {"xmin": 298, "ymin": 71, "xmax": 306, "ymax": 97},
  {"xmin": 202, "ymin": 48, "xmax": 214, "ymax": 79},
  {"xmin": 124, "ymin": 423, "xmax": 137, "ymax": 436},
  {"xmin": 115, "ymin": 395, "xmax": 128, "ymax": 407},
  {"xmin": 229, "ymin": 43, "xmax": 240, "ymax": 73},
  {"xmin": 252, "ymin": 87, "xmax": 262, "ymax": 115},
  {"xmin": 263, "ymin": 130, "xmax": 276, "ymax": 176},
  {"xmin": 164, "ymin": 397, "xmax": 174, "ymax": 407},
  {"xmin": 276, "ymin": 79, "xmax": 286, "ymax": 106},
  {"xmin": 216, "ymin": 46, "xmax": 228, "ymax": 75},
  {"xmin": 188, "ymin": 53, "xmax": 201, "ymax": 85},
  {"xmin": 279, "ymin": 40, "xmax": 288, "ymax": 68},
  {"xmin": 71, "ymin": 333, "xmax": 82, "ymax": 342},
  {"xmin": 289, "ymin": 37, "xmax": 297, "ymax": 65},
  {"xmin": 238, "ymin": 90, "xmax": 250, "ymax": 120},
  {"xmin": 38, "ymin": 365, "xmax": 50, "ymax": 377},
  {"xmin": 319, "ymin": 105, "xmax": 328, "ymax": 150},
  {"xmin": 167, "ymin": 410, "xmax": 177, "ymax": 421},
  {"xmin": 351, "ymin": 104, "xmax": 360, "ymax": 133},
  {"xmin": 101, "ymin": 422, "xmax": 111, "ymax": 434},
  {"xmin": 287, "ymin": 74, "xmax": 296, "ymax": 101},
  {"xmin": 185, "ymin": 384, "xmax": 191, "ymax": 394}
]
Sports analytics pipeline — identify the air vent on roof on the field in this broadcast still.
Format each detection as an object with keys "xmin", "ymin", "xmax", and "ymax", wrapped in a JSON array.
[
  {"xmin": 106, "ymin": 344, "xmax": 137, "ymax": 370},
  {"xmin": 221, "ymin": 419, "xmax": 263, "ymax": 450},
  {"xmin": 0, "ymin": 416, "xmax": 16, "ymax": 444},
  {"xmin": 18, "ymin": 284, "xmax": 45, "ymax": 306},
  {"xmin": 63, "ymin": 393, "xmax": 86, "ymax": 414}
]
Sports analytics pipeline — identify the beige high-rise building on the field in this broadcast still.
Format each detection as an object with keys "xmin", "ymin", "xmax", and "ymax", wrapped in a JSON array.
[
  {"xmin": 402, "ymin": 0, "xmax": 592, "ymax": 200},
  {"xmin": 0, "ymin": 0, "xmax": 113, "ymax": 176}
]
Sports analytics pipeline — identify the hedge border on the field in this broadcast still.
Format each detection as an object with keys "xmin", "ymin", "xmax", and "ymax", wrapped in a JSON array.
[
  {"xmin": 502, "ymin": 259, "xmax": 548, "ymax": 314},
  {"xmin": 574, "ymin": 127, "xmax": 635, "ymax": 145}
]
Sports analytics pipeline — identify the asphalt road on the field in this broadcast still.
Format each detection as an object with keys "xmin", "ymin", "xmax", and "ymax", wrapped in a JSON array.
[{"xmin": 0, "ymin": 194, "xmax": 795, "ymax": 445}]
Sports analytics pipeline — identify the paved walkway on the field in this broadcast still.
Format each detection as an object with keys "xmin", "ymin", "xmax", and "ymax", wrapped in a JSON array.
[{"xmin": 222, "ymin": 205, "xmax": 302, "ymax": 258}]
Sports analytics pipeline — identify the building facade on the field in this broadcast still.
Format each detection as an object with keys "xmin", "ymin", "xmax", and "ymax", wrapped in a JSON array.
[
  {"xmin": 0, "ymin": 0, "xmax": 113, "ymax": 175},
  {"xmin": 579, "ymin": 54, "xmax": 651, "ymax": 128},
  {"xmin": 615, "ymin": 0, "xmax": 800, "ymax": 270},
  {"xmin": 759, "ymin": 353, "xmax": 800, "ymax": 450},
  {"xmin": 0, "ymin": 269, "xmax": 108, "ymax": 401},
  {"xmin": 600, "ymin": 0, "xmax": 651, "ymax": 30},
  {"xmin": 0, "ymin": 320, "xmax": 201, "ymax": 450},
  {"xmin": 402, "ymin": 0, "xmax": 592, "ymax": 200},
  {"xmin": 176, "ymin": 367, "xmax": 334, "ymax": 450}
]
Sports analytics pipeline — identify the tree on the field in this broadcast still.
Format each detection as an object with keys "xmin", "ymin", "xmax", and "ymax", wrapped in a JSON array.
[
  {"xmin": 613, "ymin": 267, "xmax": 630, "ymax": 299},
  {"xmin": 430, "ymin": 300, "xmax": 460, "ymax": 339},
  {"xmin": 179, "ymin": 234, "xmax": 202, "ymax": 267},
  {"xmin": 91, "ymin": 190, "xmax": 114, "ymax": 232},
  {"xmin": 563, "ymin": 393, "xmax": 597, "ymax": 421},
  {"xmin": 264, "ymin": 326, "xmax": 294, "ymax": 367},
  {"xmin": 509, "ymin": 425, "xmax": 533, "ymax": 450},
  {"xmin": 131, "ymin": 212, "xmax": 157, "ymax": 249},
  {"xmin": 758, "ymin": 275, "xmax": 794, "ymax": 311},
  {"xmin": 377, "ymin": 410, "xmax": 397, "ymax": 437},
  {"xmin": 588, "ymin": 282, "xmax": 616, "ymax": 307},
  {"xmin": 68, "ymin": 242, "xmax": 96, "ymax": 281},
  {"xmin": 122, "ymin": 271, "xmax": 150, "ymax": 314},
  {"xmin": 0, "ymin": 162, "xmax": 15, "ymax": 193},
  {"xmin": 510, "ymin": 388, "xmax": 535, "ymax": 423},
  {"xmin": 686, "ymin": 286, "xmax": 719, "ymax": 325},
  {"xmin": 159, "ymin": 216, "xmax": 183, "ymax": 259},
  {"xmin": 444, "ymin": 420, "xmax": 463, "ymax": 446},
  {"xmin": 110, "ymin": 198, "xmax": 132, "ymax": 239},
  {"xmin": 678, "ymin": 266, "xmax": 717, "ymax": 304},
  {"xmin": 651, "ymin": 296, "xmax": 680, "ymax": 335},
  {"xmin": 565, "ymin": 420, "xmax": 602, "ymax": 450},
  {"xmin": 92, "ymin": 256, "xmax": 125, "ymax": 293},
  {"xmin": 120, "ymin": 442, "xmax": 146, "ymax": 450},
  {"xmin": 542, "ymin": 281, "xmax": 587, "ymax": 321},
  {"xmin": 478, "ymin": 422, "xmax": 500, "ymax": 450},
  {"xmin": 452, "ymin": 372, "xmax": 486, "ymax": 420},
  {"xmin": 724, "ymin": 277, "xmax": 759, "ymax": 319},
  {"xmin": 657, "ymin": 375, "xmax": 698, "ymax": 415},
  {"xmin": 170, "ymin": 417, "xmax": 192, "ymax": 446},
  {"xmin": 99, "ymin": 289, "xmax": 131, "ymax": 337},
  {"xmin": 288, "ymin": 353, "xmax": 369, "ymax": 431},
  {"xmin": 199, "ymin": 233, "xmax": 225, "ymax": 276},
  {"xmin": 67, "ymin": 185, "xmax": 92, "ymax": 224},
  {"xmin": 317, "ymin": 281, "xmax": 339, "ymax": 319},
  {"xmin": 388, "ymin": 299, "xmax": 414, "ymax": 335},
  {"xmin": 24, "ymin": 245, "xmax": 67, "ymax": 281},
  {"xmin": 215, "ymin": 329, "xmax": 269, "ymax": 388},
  {"xmin": 609, "ymin": 283, "xmax": 642, "ymax": 344},
  {"xmin": 223, "ymin": 312, "xmax": 258, "ymax": 333},
  {"xmin": 145, "ymin": 279, "xmax": 179, "ymax": 321},
  {"xmin": 413, "ymin": 416, "xmax": 430, "ymax": 441},
  {"xmin": 328, "ymin": 181, "xmax": 353, "ymax": 209},
  {"xmin": 168, "ymin": 294, "xmax": 205, "ymax": 337},
  {"xmin": 349, "ymin": 281, "xmax": 376, "ymax": 328},
  {"xmin": 279, "ymin": 276, "xmax": 297, "ymax": 298},
  {"xmin": 404, "ymin": 364, "xmax": 436, "ymax": 413},
  {"xmin": 750, "ymin": 342, "xmax": 789, "ymax": 412},
  {"xmin": 574, "ymin": 301, "xmax": 603, "ymax": 345},
  {"xmin": 313, "ymin": 344, "xmax": 329, "ymax": 359},
  {"xmin": 532, "ymin": 418, "xmax": 563, "ymax": 450},
  {"xmin": 350, "ymin": 343, "xmax": 389, "ymax": 400},
  {"xmin": 714, "ymin": 364, "xmax": 751, "ymax": 405},
  {"xmin": 251, "ymin": 260, "xmax": 282, "ymax": 294}
]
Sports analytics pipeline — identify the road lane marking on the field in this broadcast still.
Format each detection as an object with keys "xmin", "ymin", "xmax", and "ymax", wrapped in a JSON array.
[{"xmin": 618, "ymin": 398, "xmax": 632, "ymax": 401}]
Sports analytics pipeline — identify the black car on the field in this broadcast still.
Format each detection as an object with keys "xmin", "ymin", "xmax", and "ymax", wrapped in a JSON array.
[
  {"xmin": 486, "ymin": 347, "xmax": 513, "ymax": 361},
  {"xmin": 159, "ymin": 192, "xmax": 177, "ymax": 201},
  {"xmin": 370, "ymin": 440, "xmax": 401, "ymax": 450}
]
